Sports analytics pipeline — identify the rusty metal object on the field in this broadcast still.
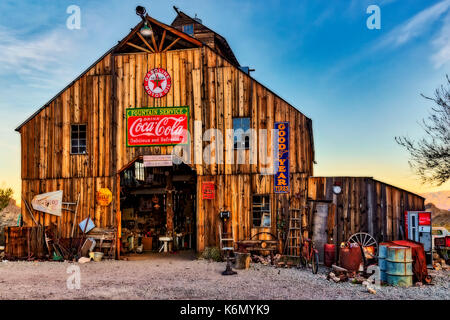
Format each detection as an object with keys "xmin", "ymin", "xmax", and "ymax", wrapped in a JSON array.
[
  {"xmin": 339, "ymin": 244, "xmax": 362, "ymax": 272},
  {"xmin": 386, "ymin": 246, "xmax": 413, "ymax": 287}
]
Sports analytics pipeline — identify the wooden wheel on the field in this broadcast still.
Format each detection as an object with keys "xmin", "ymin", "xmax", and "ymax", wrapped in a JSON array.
[{"xmin": 347, "ymin": 232, "xmax": 378, "ymax": 256}]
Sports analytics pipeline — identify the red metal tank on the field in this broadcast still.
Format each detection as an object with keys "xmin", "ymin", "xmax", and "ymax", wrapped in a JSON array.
[
  {"xmin": 324, "ymin": 244, "xmax": 336, "ymax": 267},
  {"xmin": 339, "ymin": 245, "xmax": 362, "ymax": 271}
]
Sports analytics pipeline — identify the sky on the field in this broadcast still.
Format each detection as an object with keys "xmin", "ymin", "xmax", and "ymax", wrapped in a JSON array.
[{"xmin": 0, "ymin": 0, "xmax": 449, "ymax": 203}]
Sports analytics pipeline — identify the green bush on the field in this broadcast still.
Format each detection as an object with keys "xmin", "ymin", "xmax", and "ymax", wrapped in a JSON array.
[{"xmin": 201, "ymin": 247, "xmax": 222, "ymax": 262}]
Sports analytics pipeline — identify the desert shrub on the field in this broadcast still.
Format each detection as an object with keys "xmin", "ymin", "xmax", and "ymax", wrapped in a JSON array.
[{"xmin": 201, "ymin": 246, "xmax": 222, "ymax": 262}]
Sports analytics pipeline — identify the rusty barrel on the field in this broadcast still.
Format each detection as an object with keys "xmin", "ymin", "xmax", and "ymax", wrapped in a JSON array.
[
  {"xmin": 339, "ymin": 245, "xmax": 362, "ymax": 272},
  {"xmin": 386, "ymin": 246, "xmax": 413, "ymax": 287},
  {"xmin": 378, "ymin": 243, "xmax": 391, "ymax": 283}
]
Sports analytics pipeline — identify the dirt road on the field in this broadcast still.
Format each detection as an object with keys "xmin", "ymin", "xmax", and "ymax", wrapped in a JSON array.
[{"xmin": 0, "ymin": 253, "xmax": 448, "ymax": 300}]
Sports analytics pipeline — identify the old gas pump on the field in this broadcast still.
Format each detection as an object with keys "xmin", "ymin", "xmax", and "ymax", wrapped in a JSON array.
[
  {"xmin": 219, "ymin": 210, "xmax": 237, "ymax": 276},
  {"xmin": 405, "ymin": 211, "xmax": 432, "ymax": 263}
]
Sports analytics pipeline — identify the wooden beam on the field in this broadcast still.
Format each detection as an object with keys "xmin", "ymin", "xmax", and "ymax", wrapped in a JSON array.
[
  {"xmin": 150, "ymin": 31, "xmax": 159, "ymax": 53},
  {"xmin": 136, "ymin": 32, "xmax": 155, "ymax": 53},
  {"xmin": 146, "ymin": 15, "xmax": 203, "ymax": 47},
  {"xmin": 126, "ymin": 42, "xmax": 152, "ymax": 53},
  {"xmin": 159, "ymin": 30, "xmax": 166, "ymax": 52},
  {"xmin": 162, "ymin": 38, "xmax": 180, "ymax": 52}
]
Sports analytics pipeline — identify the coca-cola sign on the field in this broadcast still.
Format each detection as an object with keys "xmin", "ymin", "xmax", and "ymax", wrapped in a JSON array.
[{"xmin": 126, "ymin": 107, "xmax": 189, "ymax": 147}]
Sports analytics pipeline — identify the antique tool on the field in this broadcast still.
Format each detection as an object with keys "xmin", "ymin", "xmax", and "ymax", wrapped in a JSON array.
[{"xmin": 218, "ymin": 210, "xmax": 237, "ymax": 276}]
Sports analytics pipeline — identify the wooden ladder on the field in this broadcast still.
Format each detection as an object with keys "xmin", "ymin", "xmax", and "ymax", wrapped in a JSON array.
[
  {"xmin": 218, "ymin": 223, "xmax": 234, "ymax": 252},
  {"xmin": 284, "ymin": 208, "xmax": 302, "ymax": 257}
]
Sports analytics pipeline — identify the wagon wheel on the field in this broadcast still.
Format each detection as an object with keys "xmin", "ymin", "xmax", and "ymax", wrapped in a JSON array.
[{"xmin": 347, "ymin": 232, "xmax": 378, "ymax": 257}]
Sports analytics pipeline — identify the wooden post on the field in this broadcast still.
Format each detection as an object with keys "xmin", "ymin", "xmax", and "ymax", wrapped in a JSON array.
[{"xmin": 166, "ymin": 172, "xmax": 174, "ymax": 236}]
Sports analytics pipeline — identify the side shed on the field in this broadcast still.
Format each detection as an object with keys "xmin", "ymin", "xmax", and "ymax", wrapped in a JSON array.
[{"xmin": 307, "ymin": 177, "xmax": 425, "ymax": 257}]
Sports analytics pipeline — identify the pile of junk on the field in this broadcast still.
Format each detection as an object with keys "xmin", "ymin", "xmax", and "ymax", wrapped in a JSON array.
[{"xmin": 324, "ymin": 233, "xmax": 432, "ymax": 291}]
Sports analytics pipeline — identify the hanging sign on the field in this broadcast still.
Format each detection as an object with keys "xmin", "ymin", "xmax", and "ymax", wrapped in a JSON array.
[
  {"xmin": 144, "ymin": 68, "xmax": 172, "ymax": 98},
  {"xmin": 144, "ymin": 155, "xmax": 174, "ymax": 167},
  {"xmin": 274, "ymin": 122, "xmax": 289, "ymax": 194},
  {"xmin": 31, "ymin": 190, "xmax": 63, "ymax": 216},
  {"xmin": 202, "ymin": 181, "xmax": 215, "ymax": 200},
  {"xmin": 126, "ymin": 107, "xmax": 189, "ymax": 147},
  {"xmin": 96, "ymin": 188, "xmax": 112, "ymax": 206}
]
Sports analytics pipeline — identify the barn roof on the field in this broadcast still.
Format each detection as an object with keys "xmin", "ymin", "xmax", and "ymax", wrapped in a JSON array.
[{"xmin": 15, "ymin": 12, "xmax": 217, "ymax": 131}]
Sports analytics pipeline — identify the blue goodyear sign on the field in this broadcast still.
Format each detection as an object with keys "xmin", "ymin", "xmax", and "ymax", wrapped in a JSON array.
[{"xmin": 274, "ymin": 122, "xmax": 289, "ymax": 193}]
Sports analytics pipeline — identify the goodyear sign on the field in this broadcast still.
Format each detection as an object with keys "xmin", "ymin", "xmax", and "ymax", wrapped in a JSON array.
[{"xmin": 274, "ymin": 122, "xmax": 289, "ymax": 194}]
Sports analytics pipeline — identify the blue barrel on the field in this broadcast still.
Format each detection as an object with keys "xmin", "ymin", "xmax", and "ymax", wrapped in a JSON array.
[
  {"xmin": 386, "ymin": 246, "xmax": 413, "ymax": 287},
  {"xmin": 378, "ymin": 243, "xmax": 390, "ymax": 283}
]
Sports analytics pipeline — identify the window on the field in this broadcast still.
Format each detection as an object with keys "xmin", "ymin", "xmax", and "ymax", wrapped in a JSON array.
[
  {"xmin": 252, "ymin": 195, "xmax": 271, "ymax": 227},
  {"xmin": 71, "ymin": 124, "xmax": 87, "ymax": 154},
  {"xmin": 233, "ymin": 117, "xmax": 251, "ymax": 149},
  {"xmin": 182, "ymin": 24, "xmax": 194, "ymax": 36}
]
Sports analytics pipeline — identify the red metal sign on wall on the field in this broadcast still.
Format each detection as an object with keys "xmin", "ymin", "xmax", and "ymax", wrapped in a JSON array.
[
  {"xmin": 202, "ymin": 181, "xmax": 215, "ymax": 200},
  {"xmin": 418, "ymin": 212, "xmax": 431, "ymax": 226},
  {"xmin": 126, "ymin": 107, "xmax": 189, "ymax": 147},
  {"xmin": 144, "ymin": 68, "xmax": 172, "ymax": 98}
]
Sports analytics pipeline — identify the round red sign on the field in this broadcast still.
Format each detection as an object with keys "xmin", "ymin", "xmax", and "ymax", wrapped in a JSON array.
[{"xmin": 143, "ymin": 68, "xmax": 172, "ymax": 98}]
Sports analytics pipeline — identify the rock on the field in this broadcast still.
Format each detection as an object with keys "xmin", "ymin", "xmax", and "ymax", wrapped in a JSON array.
[
  {"xmin": 415, "ymin": 282, "xmax": 423, "ymax": 287},
  {"xmin": 78, "ymin": 257, "xmax": 90, "ymax": 264}
]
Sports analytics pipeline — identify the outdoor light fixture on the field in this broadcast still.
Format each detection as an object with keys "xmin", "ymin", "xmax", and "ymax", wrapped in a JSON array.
[{"xmin": 136, "ymin": 6, "xmax": 153, "ymax": 37}]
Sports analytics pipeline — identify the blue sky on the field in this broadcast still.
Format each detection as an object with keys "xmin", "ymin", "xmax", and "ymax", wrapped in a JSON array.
[{"xmin": 1, "ymin": 0, "xmax": 450, "ymax": 201}]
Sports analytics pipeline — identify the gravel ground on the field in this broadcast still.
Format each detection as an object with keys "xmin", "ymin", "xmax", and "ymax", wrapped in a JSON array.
[{"xmin": 0, "ymin": 253, "xmax": 449, "ymax": 300}]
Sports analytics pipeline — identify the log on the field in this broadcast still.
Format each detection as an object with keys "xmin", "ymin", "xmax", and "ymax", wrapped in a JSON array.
[{"xmin": 235, "ymin": 252, "xmax": 251, "ymax": 270}]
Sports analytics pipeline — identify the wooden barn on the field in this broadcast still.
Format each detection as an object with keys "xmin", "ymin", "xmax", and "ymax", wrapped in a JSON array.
[
  {"xmin": 13, "ymin": 7, "xmax": 424, "ymax": 261},
  {"xmin": 15, "ymin": 8, "xmax": 315, "ymax": 258}
]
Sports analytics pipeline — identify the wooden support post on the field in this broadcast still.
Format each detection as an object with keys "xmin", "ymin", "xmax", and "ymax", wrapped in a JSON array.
[{"xmin": 166, "ymin": 171, "xmax": 174, "ymax": 236}]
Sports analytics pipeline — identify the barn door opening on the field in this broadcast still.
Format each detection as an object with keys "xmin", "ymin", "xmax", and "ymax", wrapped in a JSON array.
[{"xmin": 118, "ymin": 157, "xmax": 196, "ymax": 259}]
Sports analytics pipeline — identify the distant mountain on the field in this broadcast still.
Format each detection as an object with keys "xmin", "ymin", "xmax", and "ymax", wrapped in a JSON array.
[
  {"xmin": 422, "ymin": 191, "xmax": 450, "ymax": 210},
  {"xmin": 425, "ymin": 203, "xmax": 450, "ymax": 229}
]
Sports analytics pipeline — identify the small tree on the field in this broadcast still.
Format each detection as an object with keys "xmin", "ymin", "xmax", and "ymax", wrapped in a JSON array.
[
  {"xmin": 0, "ymin": 187, "xmax": 13, "ymax": 211},
  {"xmin": 396, "ymin": 75, "xmax": 450, "ymax": 186}
]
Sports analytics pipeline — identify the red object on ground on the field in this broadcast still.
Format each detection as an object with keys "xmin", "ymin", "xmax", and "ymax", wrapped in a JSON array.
[
  {"xmin": 339, "ymin": 245, "xmax": 362, "ymax": 271},
  {"xmin": 324, "ymin": 244, "xmax": 336, "ymax": 267},
  {"xmin": 446, "ymin": 236, "xmax": 450, "ymax": 248},
  {"xmin": 391, "ymin": 240, "xmax": 429, "ymax": 283}
]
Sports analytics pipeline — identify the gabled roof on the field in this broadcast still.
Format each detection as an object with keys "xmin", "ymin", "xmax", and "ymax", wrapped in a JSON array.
[{"xmin": 15, "ymin": 14, "xmax": 204, "ymax": 132}]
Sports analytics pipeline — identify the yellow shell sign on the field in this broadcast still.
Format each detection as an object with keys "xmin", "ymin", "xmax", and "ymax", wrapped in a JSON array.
[{"xmin": 97, "ymin": 188, "xmax": 112, "ymax": 206}]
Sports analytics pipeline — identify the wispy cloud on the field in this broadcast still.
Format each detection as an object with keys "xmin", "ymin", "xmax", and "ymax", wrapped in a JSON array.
[
  {"xmin": 0, "ymin": 26, "xmax": 76, "ymax": 88},
  {"xmin": 375, "ymin": 0, "xmax": 450, "ymax": 49},
  {"xmin": 326, "ymin": 0, "xmax": 450, "ymax": 78},
  {"xmin": 431, "ymin": 12, "xmax": 450, "ymax": 68}
]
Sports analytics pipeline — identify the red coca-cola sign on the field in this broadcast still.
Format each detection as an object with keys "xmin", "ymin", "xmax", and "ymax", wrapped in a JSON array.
[{"xmin": 126, "ymin": 107, "xmax": 189, "ymax": 147}]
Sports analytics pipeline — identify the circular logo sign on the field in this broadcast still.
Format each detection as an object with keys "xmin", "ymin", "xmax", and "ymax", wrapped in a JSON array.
[
  {"xmin": 143, "ymin": 68, "xmax": 172, "ymax": 98},
  {"xmin": 96, "ymin": 188, "xmax": 112, "ymax": 207}
]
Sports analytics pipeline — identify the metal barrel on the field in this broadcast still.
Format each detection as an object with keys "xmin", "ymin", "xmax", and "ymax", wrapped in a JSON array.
[
  {"xmin": 386, "ymin": 246, "xmax": 413, "ymax": 287},
  {"xmin": 378, "ymin": 243, "xmax": 390, "ymax": 283}
]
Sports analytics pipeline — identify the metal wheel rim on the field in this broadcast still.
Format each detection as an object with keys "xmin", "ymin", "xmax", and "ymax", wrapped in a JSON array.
[{"xmin": 347, "ymin": 232, "xmax": 378, "ymax": 256}]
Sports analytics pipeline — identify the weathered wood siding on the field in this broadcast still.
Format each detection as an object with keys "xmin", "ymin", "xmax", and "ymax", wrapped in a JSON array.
[
  {"xmin": 307, "ymin": 177, "xmax": 425, "ymax": 243},
  {"xmin": 114, "ymin": 46, "xmax": 314, "ymax": 175},
  {"xmin": 18, "ymin": 46, "xmax": 315, "ymax": 250},
  {"xmin": 196, "ymin": 173, "xmax": 308, "ymax": 252}
]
